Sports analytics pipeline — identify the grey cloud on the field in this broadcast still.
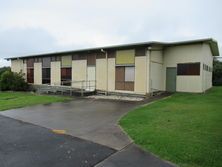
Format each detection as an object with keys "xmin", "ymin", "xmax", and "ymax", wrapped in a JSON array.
[{"xmin": 0, "ymin": 0, "xmax": 221, "ymax": 67}]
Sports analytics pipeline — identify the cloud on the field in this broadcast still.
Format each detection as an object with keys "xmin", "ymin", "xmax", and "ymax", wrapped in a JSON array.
[{"xmin": 0, "ymin": 0, "xmax": 221, "ymax": 67}]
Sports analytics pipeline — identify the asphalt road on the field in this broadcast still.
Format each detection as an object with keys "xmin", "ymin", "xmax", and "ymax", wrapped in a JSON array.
[{"xmin": 0, "ymin": 115, "xmax": 115, "ymax": 167}]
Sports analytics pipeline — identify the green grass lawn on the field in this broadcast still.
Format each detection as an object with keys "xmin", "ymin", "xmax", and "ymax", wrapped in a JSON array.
[
  {"xmin": 0, "ymin": 91, "xmax": 71, "ymax": 111},
  {"xmin": 120, "ymin": 87, "xmax": 222, "ymax": 167}
]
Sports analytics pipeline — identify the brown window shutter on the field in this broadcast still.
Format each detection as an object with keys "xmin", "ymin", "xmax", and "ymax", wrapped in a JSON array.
[
  {"xmin": 124, "ymin": 82, "xmax": 134, "ymax": 91},
  {"xmin": 115, "ymin": 66, "xmax": 125, "ymax": 81}
]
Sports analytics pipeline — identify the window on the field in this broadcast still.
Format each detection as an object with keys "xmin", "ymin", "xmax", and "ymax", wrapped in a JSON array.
[
  {"xmin": 61, "ymin": 68, "xmax": 71, "ymax": 86},
  {"xmin": 125, "ymin": 66, "xmax": 135, "ymax": 81},
  {"xmin": 42, "ymin": 68, "xmax": 50, "ymax": 84},
  {"xmin": 115, "ymin": 66, "xmax": 135, "ymax": 91},
  {"xmin": 115, "ymin": 49, "xmax": 135, "ymax": 91},
  {"xmin": 42, "ymin": 57, "xmax": 51, "ymax": 84},
  {"xmin": 27, "ymin": 58, "xmax": 34, "ymax": 83},
  {"xmin": 203, "ymin": 63, "xmax": 212, "ymax": 72},
  {"xmin": 177, "ymin": 63, "xmax": 200, "ymax": 75},
  {"xmin": 27, "ymin": 68, "xmax": 34, "ymax": 83}
]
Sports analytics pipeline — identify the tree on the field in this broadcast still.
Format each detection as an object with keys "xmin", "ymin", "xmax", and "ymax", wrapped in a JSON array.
[
  {"xmin": 0, "ymin": 66, "xmax": 10, "ymax": 77},
  {"xmin": 0, "ymin": 71, "xmax": 29, "ymax": 91},
  {"xmin": 213, "ymin": 59, "xmax": 222, "ymax": 86}
]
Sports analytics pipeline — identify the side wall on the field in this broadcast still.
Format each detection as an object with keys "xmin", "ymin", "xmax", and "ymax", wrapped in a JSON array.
[
  {"xmin": 202, "ymin": 43, "xmax": 213, "ymax": 91},
  {"xmin": 163, "ymin": 44, "xmax": 203, "ymax": 93}
]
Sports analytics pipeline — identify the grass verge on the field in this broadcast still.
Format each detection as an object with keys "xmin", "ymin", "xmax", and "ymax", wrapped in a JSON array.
[
  {"xmin": 120, "ymin": 87, "xmax": 222, "ymax": 167},
  {"xmin": 0, "ymin": 91, "xmax": 71, "ymax": 111}
]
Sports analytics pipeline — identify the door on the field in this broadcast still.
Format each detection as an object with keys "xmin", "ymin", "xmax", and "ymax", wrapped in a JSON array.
[
  {"xmin": 87, "ymin": 66, "xmax": 96, "ymax": 90},
  {"xmin": 166, "ymin": 67, "xmax": 177, "ymax": 92}
]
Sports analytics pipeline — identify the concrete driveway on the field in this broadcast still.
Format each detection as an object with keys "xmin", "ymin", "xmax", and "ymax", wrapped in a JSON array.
[
  {"xmin": 1, "ymin": 96, "xmax": 175, "ymax": 167},
  {"xmin": 1, "ymin": 98, "xmax": 136, "ymax": 150}
]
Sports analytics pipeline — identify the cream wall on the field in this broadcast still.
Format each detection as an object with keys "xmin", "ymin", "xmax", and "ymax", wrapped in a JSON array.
[
  {"xmin": 51, "ymin": 61, "xmax": 61, "ymax": 85},
  {"xmin": 72, "ymin": 60, "xmax": 87, "ymax": 88},
  {"xmin": 146, "ymin": 50, "xmax": 150, "ymax": 93},
  {"xmin": 34, "ymin": 62, "xmax": 42, "ymax": 85},
  {"xmin": 107, "ymin": 58, "xmax": 115, "ymax": 92},
  {"xmin": 96, "ymin": 58, "xmax": 107, "ymax": 91},
  {"xmin": 135, "ymin": 56, "xmax": 147, "ymax": 94},
  {"xmin": 11, "ymin": 59, "xmax": 27, "ymax": 81},
  {"xmin": 150, "ymin": 50, "xmax": 164, "ymax": 91},
  {"xmin": 202, "ymin": 43, "xmax": 213, "ymax": 91},
  {"xmin": 177, "ymin": 76, "xmax": 202, "ymax": 93},
  {"xmin": 163, "ymin": 44, "xmax": 203, "ymax": 92},
  {"xmin": 11, "ymin": 59, "xmax": 24, "ymax": 73}
]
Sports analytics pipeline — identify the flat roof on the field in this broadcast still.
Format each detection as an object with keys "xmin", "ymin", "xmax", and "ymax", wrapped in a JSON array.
[{"xmin": 5, "ymin": 38, "xmax": 219, "ymax": 60}]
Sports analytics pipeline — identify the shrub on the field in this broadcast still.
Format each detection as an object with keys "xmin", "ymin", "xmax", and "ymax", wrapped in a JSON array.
[
  {"xmin": 0, "ymin": 71, "xmax": 29, "ymax": 91},
  {"xmin": 213, "ymin": 59, "xmax": 222, "ymax": 86}
]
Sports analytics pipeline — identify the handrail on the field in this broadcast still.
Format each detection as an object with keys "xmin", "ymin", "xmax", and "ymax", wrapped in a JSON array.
[{"xmin": 51, "ymin": 80, "xmax": 96, "ymax": 91}]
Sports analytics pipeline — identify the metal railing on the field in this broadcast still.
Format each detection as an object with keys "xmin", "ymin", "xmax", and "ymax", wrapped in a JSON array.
[{"xmin": 37, "ymin": 80, "xmax": 96, "ymax": 96}]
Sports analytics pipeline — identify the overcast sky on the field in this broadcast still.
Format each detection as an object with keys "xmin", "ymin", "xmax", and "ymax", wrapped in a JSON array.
[{"xmin": 0, "ymin": 0, "xmax": 221, "ymax": 67}]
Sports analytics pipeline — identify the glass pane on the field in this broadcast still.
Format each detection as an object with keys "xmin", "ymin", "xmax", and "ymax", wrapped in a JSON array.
[{"xmin": 125, "ymin": 67, "xmax": 135, "ymax": 81}]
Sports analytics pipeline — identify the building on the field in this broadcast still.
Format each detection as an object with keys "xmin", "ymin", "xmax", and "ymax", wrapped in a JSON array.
[{"xmin": 7, "ymin": 38, "xmax": 219, "ymax": 95}]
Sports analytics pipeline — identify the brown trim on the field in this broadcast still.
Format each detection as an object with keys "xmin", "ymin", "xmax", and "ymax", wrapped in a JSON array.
[
  {"xmin": 87, "ymin": 53, "xmax": 96, "ymax": 65},
  {"xmin": 51, "ymin": 56, "xmax": 61, "ymax": 62},
  {"xmin": 96, "ymin": 52, "xmax": 106, "ymax": 59},
  {"xmin": 135, "ymin": 47, "xmax": 146, "ymax": 56},
  {"xmin": 27, "ymin": 58, "xmax": 34, "ymax": 68},
  {"xmin": 107, "ymin": 50, "xmax": 116, "ymax": 58},
  {"xmin": 72, "ymin": 53, "xmax": 87, "ymax": 60},
  {"xmin": 115, "ymin": 66, "xmax": 125, "ymax": 82}
]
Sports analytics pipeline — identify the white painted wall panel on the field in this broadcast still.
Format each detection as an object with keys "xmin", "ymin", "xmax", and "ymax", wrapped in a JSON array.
[
  {"xmin": 72, "ymin": 60, "xmax": 87, "ymax": 88},
  {"xmin": 96, "ymin": 58, "xmax": 107, "ymax": 91},
  {"xmin": 51, "ymin": 61, "xmax": 61, "ymax": 85},
  {"xmin": 108, "ymin": 58, "xmax": 115, "ymax": 91},
  {"xmin": 34, "ymin": 62, "xmax": 42, "ymax": 85}
]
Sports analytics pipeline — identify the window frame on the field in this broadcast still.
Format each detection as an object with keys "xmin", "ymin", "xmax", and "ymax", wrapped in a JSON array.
[{"xmin": 177, "ymin": 62, "xmax": 200, "ymax": 76}]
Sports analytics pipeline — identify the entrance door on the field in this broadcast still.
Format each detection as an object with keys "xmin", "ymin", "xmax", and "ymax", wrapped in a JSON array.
[
  {"xmin": 87, "ymin": 66, "xmax": 96, "ymax": 90},
  {"xmin": 166, "ymin": 67, "xmax": 177, "ymax": 92}
]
